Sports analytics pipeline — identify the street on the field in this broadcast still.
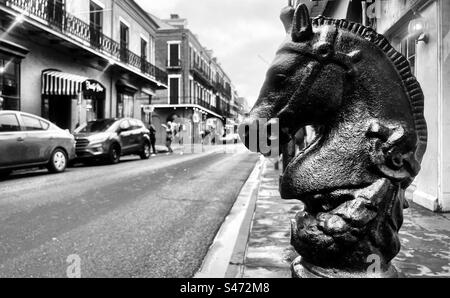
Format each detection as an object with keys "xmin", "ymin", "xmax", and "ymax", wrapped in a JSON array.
[{"xmin": 0, "ymin": 145, "xmax": 259, "ymax": 278}]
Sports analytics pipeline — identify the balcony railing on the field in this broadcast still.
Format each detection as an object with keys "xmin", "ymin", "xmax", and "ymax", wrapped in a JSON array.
[
  {"xmin": 167, "ymin": 59, "xmax": 182, "ymax": 69},
  {"xmin": 2, "ymin": 0, "xmax": 167, "ymax": 86},
  {"xmin": 191, "ymin": 62, "xmax": 212, "ymax": 86},
  {"xmin": 213, "ymin": 81, "xmax": 232, "ymax": 98}
]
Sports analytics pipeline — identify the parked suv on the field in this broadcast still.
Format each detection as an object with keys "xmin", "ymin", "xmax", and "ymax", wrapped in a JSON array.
[
  {"xmin": 0, "ymin": 111, "xmax": 76, "ymax": 178},
  {"xmin": 74, "ymin": 118, "xmax": 151, "ymax": 164}
]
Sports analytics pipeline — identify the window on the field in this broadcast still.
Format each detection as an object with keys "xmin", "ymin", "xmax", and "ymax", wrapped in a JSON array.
[
  {"xmin": 141, "ymin": 38, "xmax": 148, "ymax": 72},
  {"xmin": 47, "ymin": 0, "xmax": 65, "ymax": 28},
  {"xmin": 120, "ymin": 22, "xmax": 129, "ymax": 62},
  {"xmin": 141, "ymin": 38, "xmax": 148, "ymax": 61},
  {"xmin": 22, "ymin": 115, "xmax": 44, "ymax": 131},
  {"xmin": 0, "ymin": 114, "xmax": 20, "ymax": 132},
  {"xmin": 168, "ymin": 42, "xmax": 180, "ymax": 67},
  {"xmin": 0, "ymin": 55, "xmax": 20, "ymax": 111},
  {"xmin": 169, "ymin": 76, "xmax": 180, "ymax": 105},
  {"xmin": 401, "ymin": 36, "xmax": 416, "ymax": 75},
  {"xmin": 149, "ymin": 36, "xmax": 156, "ymax": 65},
  {"xmin": 189, "ymin": 79, "xmax": 193, "ymax": 103},
  {"xmin": 89, "ymin": 1, "xmax": 103, "ymax": 47}
]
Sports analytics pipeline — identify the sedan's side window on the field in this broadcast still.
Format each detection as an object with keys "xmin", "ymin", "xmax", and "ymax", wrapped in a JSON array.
[
  {"xmin": 40, "ymin": 121, "xmax": 50, "ymax": 130},
  {"xmin": 0, "ymin": 114, "xmax": 21, "ymax": 132},
  {"xmin": 21, "ymin": 115, "xmax": 44, "ymax": 131}
]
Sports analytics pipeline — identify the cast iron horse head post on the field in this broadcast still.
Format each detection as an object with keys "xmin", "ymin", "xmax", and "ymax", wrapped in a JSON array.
[{"xmin": 240, "ymin": 2, "xmax": 427, "ymax": 278}]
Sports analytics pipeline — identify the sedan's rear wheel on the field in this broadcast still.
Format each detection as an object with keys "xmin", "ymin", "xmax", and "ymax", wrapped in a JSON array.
[{"xmin": 48, "ymin": 149, "xmax": 68, "ymax": 173}]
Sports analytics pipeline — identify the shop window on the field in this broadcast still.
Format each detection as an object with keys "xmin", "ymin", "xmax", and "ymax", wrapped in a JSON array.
[
  {"xmin": 0, "ymin": 55, "xmax": 20, "ymax": 111},
  {"xmin": 117, "ymin": 93, "xmax": 134, "ymax": 118}
]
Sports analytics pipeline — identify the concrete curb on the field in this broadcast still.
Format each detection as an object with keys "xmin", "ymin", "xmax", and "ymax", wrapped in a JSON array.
[{"xmin": 194, "ymin": 156, "xmax": 265, "ymax": 278}]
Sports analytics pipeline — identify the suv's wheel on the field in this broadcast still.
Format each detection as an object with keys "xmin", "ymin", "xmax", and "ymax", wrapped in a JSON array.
[
  {"xmin": 108, "ymin": 144, "xmax": 121, "ymax": 164},
  {"xmin": 48, "ymin": 149, "xmax": 68, "ymax": 173},
  {"xmin": 140, "ymin": 141, "xmax": 151, "ymax": 160}
]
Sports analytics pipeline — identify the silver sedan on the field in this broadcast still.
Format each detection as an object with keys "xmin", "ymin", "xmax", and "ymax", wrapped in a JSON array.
[{"xmin": 0, "ymin": 111, "xmax": 76, "ymax": 178}]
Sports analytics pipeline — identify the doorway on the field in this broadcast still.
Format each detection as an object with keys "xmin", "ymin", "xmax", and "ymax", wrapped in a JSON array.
[{"xmin": 44, "ymin": 95, "xmax": 72, "ymax": 130}]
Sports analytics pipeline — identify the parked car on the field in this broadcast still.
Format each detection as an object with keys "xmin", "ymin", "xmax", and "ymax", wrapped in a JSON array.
[
  {"xmin": 0, "ymin": 111, "xmax": 76, "ymax": 178},
  {"xmin": 74, "ymin": 118, "xmax": 151, "ymax": 164}
]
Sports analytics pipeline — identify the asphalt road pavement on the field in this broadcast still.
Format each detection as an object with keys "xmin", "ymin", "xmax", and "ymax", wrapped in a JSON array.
[{"xmin": 0, "ymin": 145, "xmax": 259, "ymax": 277}]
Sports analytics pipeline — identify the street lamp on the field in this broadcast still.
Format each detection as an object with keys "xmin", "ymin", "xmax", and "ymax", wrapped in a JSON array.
[{"xmin": 408, "ymin": 15, "xmax": 429, "ymax": 43}]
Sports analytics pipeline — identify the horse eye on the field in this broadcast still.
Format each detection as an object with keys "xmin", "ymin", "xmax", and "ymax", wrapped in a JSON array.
[{"xmin": 272, "ymin": 74, "xmax": 288, "ymax": 85}]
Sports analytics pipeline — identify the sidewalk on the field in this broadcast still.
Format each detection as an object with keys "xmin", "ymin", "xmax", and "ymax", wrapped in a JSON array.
[{"xmin": 232, "ymin": 159, "xmax": 450, "ymax": 278}]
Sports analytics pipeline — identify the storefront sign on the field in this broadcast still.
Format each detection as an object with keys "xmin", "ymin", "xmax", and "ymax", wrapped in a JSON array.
[
  {"xmin": 83, "ymin": 80, "xmax": 105, "ymax": 93},
  {"xmin": 142, "ymin": 105, "xmax": 155, "ymax": 114}
]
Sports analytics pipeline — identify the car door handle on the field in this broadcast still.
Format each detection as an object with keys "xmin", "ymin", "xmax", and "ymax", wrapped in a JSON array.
[{"xmin": 17, "ymin": 137, "xmax": 25, "ymax": 142}]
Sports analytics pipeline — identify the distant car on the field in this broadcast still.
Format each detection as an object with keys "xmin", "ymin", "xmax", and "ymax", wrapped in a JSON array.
[
  {"xmin": 74, "ymin": 118, "xmax": 151, "ymax": 164},
  {"xmin": 0, "ymin": 111, "xmax": 76, "ymax": 178}
]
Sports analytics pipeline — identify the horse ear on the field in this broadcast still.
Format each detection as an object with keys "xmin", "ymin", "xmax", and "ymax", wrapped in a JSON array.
[
  {"xmin": 292, "ymin": 3, "xmax": 313, "ymax": 42},
  {"xmin": 280, "ymin": 5, "xmax": 295, "ymax": 33}
]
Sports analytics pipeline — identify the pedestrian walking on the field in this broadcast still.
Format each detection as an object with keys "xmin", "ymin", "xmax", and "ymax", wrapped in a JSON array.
[
  {"xmin": 149, "ymin": 124, "xmax": 157, "ymax": 156},
  {"xmin": 162, "ymin": 122, "xmax": 174, "ymax": 154}
]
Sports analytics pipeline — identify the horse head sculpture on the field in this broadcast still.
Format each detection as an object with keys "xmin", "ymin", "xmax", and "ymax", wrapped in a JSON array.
[{"xmin": 240, "ymin": 2, "xmax": 427, "ymax": 277}]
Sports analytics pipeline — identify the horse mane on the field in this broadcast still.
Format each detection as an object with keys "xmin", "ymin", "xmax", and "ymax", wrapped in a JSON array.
[{"xmin": 311, "ymin": 16, "xmax": 428, "ymax": 150}]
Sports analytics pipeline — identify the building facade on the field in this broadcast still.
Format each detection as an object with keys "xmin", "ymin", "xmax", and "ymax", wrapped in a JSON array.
[
  {"xmin": 374, "ymin": 0, "xmax": 450, "ymax": 212},
  {"xmin": 304, "ymin": 0, "xmax": 450, "ymax": 212},
  {"xmin": 150, "ymin": 14, "xmax": 235, "ymax": 145},
  {"xmin": 0, "ymin": 0, "xmax": 167, "ymax": 132}
]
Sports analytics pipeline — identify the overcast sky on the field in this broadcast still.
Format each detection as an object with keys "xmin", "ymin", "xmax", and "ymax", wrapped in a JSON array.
[{"xmin": 135, "ymin": 0, "xmax": 288, "ymax": 107}]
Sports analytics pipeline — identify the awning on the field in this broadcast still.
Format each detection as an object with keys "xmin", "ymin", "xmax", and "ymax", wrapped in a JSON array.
[
  {"xmin": 42, "ymin": 70, "xmax": 88, "ymax": 96},
  {"xmin": 141, "ymin": 87, "xmax": 156, "ymax": 96},
  {"xmin": 116, "ymin": 79, "xmax": 139, "ymax": 94},
  {"xmin": 0, "ymin": 39, "xmax": 29, "ymax": 58},
  {"xmin": 42, "ymin": 70, "xmax": 105, "ymax": 99}
]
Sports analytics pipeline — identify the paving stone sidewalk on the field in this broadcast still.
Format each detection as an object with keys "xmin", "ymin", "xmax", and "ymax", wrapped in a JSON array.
[{"xmin": 240, "ymin": 160, "xmax": 450, "ymax": 278}]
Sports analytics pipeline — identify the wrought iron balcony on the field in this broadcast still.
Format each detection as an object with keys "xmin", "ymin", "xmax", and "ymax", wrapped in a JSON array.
[
  {"xmin": 1, "ymin": 0, "xmax": 168, "ymax": 86},
  {"xmin": 191, "ymin": 62, "xmax": 212, "ymax": 87}
]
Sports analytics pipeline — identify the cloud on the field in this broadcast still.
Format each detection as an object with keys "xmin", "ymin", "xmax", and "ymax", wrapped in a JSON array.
[{"xmin": 136, "ymin": 0, "xmax": 288, "ymax": 106}]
